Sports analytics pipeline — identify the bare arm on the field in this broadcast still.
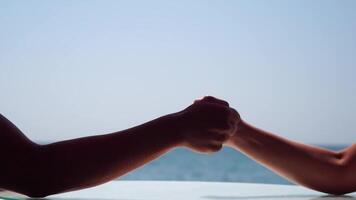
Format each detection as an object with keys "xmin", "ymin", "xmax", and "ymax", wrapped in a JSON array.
[
  {"xmin": 0, "ymin": 97, "xmax": 238, "ymax": 198},
  {"xmin": 0, "ymin": 113, "xmax": 178, "ymax": 197},
  {"xmin": 226, "ymin": 120, "xmax": 356, "ymax": 195}
]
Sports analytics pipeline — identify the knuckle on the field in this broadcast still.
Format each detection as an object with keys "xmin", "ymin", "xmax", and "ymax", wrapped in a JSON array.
[
  {"xmin": 193, "ymin": 99, "xmax": 200, "ymax": 104},
  {"xmin": 204, "ymin": 96, "xmax": 215, "ymax": 100},
  {"xmin": 230, "ymin": 108, "xmax": 240, "ymax": 120}
]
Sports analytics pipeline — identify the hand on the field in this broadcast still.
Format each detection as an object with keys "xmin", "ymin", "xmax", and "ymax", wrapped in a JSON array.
[
  {"xmin": 195, "ymin": 96, "xmax": 241, "ymax": 139},
  {"xmin": 195, "ymin": 96, "xmax": 241, "ymax": 148},
  {"xmin": 174, "ymin": 96, "xmax": 240, "ymax": 154},
  {"xmin": 195, "ymin": 96, "xmax": 241, "ymax": 123}
]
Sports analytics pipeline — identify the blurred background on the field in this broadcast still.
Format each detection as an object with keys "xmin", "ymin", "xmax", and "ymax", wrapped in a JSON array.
[{"xmin": 1, "ymin": 0, "xmax": 355, "ymax": 184}]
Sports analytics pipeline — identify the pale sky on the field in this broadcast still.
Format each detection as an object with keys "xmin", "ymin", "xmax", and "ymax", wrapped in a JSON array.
[{"xmin": 0, "ymin": 0, "xmax": 355, "ymax": 144}]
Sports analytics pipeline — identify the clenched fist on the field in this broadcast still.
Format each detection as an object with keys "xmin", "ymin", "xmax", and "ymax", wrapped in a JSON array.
[{"xmin": 173, "ymin": 96, "xmax": 240, "ymax": 154}]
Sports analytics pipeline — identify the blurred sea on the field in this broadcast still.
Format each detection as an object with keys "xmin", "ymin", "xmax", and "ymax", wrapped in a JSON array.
[{"xmin": 120, "ymin": 145, "xmax": 346, "ymax": 185}]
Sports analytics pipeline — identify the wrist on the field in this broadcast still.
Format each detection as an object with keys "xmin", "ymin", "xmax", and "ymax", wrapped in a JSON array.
[
  {"xmin": 159, "ymin": 113, "xmax": 186, "ymax": 148},
  {"xmin": 236, "ymin": 119, "xmax": 249, "ymax": 133},
  {"xmin": 226, "ymin": 119, "xmax": 249, "ymax": 147}
]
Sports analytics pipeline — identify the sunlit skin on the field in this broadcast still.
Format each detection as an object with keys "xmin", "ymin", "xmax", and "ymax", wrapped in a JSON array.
[
  {"xmin": 195, "ymin": 98, "xmax": 356, "ymax": 195},
  {"xmin": 226, "ymin": 118, "xmax": 356, "ymax": 194},
  {"xmin": 0, "ymin": 96, "xmax": 239, "ymax": 198}
]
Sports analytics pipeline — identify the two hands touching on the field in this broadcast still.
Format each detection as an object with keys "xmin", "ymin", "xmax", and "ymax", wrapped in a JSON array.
[
  {"xmin": 0, "ymin": 96, "xmax": 355, "ymax": 197},
  {"xmin": 0, "ymin": 96, "xmax": 242, "ymax": 198},
  {"xmin": 172, "ymin": 96, "xmax": 240, "ymax": 154},
  {"xmin": 169, "ymin": 96, "xmax": 356, "ymax": 195}
]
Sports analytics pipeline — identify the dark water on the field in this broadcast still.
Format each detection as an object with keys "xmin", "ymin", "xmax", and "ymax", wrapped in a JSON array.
[{"xmin": 120, "ymin": 145, "xmax": 346, "ymax": 185}]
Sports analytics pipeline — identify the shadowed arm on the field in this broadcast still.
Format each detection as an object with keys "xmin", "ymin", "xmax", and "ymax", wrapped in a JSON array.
[
  {"xmin": 0, "ymin": 113, "xmax": 181, "ymax": 197},
  {"xmin": 0, "ymin": 99, "xmax": 238, "ymax": 198}
]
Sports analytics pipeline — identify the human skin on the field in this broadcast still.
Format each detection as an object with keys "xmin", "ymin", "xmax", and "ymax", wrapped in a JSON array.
[
  {"xmin": 0, "ymin": 96, "xmax": 239, "ymax": 198},
  {"xmin": 226, "ymin": 120, "xmax": 356, "ymax": 195},
  {"xmin": 194, "ymin": 98, "xmax": 356, "ymax": 195}
]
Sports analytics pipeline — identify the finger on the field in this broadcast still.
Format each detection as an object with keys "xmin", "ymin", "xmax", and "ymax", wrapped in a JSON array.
[
  {"xmin": 193, "ymin": 104, "xmax": 232, "ymax": 129},
  {"xmin": 208, "ymin": 107, "xmax": 237, "ymax": 131},
  {"xmin": 207, "ymin": 131, "xmax": 230, "ymax": 142},
  {"xmin": 206, "ymin": 120, "xmax": 231, "ymax": 131},
  {"xmin": 195, "ymin": 96, "xmax": 229, "ymax": 107},
  {"xmin": 228, "ymin": 108, "xmax": 240, "ymax": 136},
  {"xmin": 211, "ymin": 128, "xmax": 235, "ymax": 139},
  {"xmin": 202, "ymin": 96, "xmax": 229, "ymax": 106},
  {"xmin": 200, "ymin": 130, "xmax": 226, "ymax": 141},
  {"xmin": 204, "ymin": 143, "xmax": 223, "ymax": 153},
  {"xmin": 229, "ymin": 108, "xmax": 241, "ymax": 123}
]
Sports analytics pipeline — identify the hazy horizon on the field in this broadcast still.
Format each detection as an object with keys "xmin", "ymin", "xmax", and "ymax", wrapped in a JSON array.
[{"xmin": 1, "ymin": 0, "xmax": 355, "ymax": 144}]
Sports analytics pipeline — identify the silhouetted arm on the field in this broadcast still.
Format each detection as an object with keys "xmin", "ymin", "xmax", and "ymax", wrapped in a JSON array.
[
  {"xmin": 0, "ymin": 98, "xmax": 238, "ymax": 198},
  {"xmin": 226, "ymin": 120, "xmax": 356, "ymax": 195},
  {"xmin": 0, "ymin": 114, "xmax": 181, "ymax": 198}
]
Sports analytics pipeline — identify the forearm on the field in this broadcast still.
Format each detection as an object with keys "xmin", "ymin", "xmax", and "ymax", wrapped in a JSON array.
[
  {"xmin": 0, "ymin": 97, "xmax": 237, "ymax": 198},
  {"xmin": 7, "ymin": 114, "xmax": 182, "ymax": 197},
  {"xmin": 227, "ymin": 120, "xmax": 355, "ymax": 194}
]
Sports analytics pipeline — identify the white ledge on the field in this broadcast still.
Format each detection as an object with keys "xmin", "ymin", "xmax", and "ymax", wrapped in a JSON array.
[{"xmin": 0, "ymin": 181, "xmax": 355, "ymax": 200}]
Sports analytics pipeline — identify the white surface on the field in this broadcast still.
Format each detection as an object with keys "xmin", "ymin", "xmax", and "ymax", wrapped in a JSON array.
[{"xmin": 0, "ymin": 181, "xmax": 355, "ymax": 200}]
